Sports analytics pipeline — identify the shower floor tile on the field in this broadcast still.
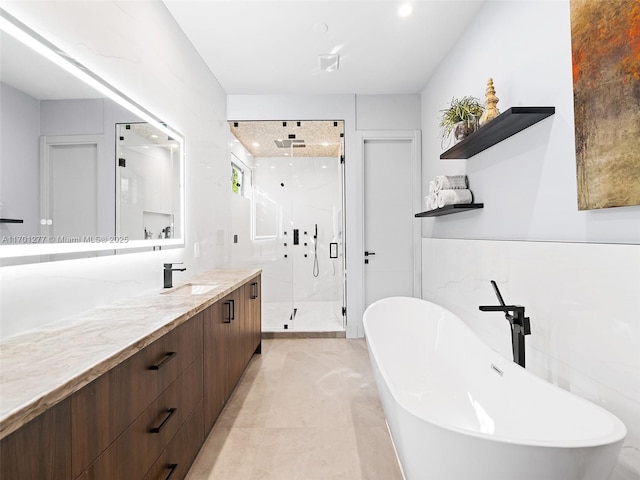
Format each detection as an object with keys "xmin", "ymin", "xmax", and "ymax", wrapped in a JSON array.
[
  {"xmin": 185, "ymin": 338, "xmax": 403, "ymax": 480},
  {"xmin": 262, "ymin": 301, "xmax": 344, "ymax": 332}
]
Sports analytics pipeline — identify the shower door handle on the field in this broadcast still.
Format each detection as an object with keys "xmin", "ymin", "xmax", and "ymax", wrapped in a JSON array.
[{"xmin": 364, "ymin": 251, "xmax": 376, "ymax": 256}]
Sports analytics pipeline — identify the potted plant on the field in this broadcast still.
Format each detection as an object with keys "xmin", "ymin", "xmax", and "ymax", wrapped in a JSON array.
[{"xmin": 439, "ymin": 96, "xmax": 484, "ymax": 146}]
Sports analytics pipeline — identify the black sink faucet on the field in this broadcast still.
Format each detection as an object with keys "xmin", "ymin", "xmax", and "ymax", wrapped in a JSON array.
[
  {"xmin": 164, "ymin": 263, "xmax": 186, "ymax": 288},
  {"xmin": 479, "ymin": 280, "xmax": 531, "ymax": 368}
]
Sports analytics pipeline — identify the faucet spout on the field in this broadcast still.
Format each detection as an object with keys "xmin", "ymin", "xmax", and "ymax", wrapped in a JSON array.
[
  {"xmin": 163, "ymin": 263, "xmax": 186, "ymax": 288},
  {"xmin": 479, "ymin": 281, "xmax": 531, "ymax": 368}
]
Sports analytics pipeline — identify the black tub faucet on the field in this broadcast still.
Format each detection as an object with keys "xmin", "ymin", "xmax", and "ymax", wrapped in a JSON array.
[
  {"xmin": 479, "ymin": 280, "xmax": 531, "ymax": 368},
  {"xmin": 164, "ymin": 262, "xmax": 186, "ymax": 288}
]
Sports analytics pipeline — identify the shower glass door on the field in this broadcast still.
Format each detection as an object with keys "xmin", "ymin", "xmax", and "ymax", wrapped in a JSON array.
[{"xmin": 237, "ymin": 120, "xmax": 345, "ymax": 333}]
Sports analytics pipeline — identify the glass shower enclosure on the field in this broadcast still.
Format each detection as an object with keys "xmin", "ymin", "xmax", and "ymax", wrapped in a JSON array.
[{"xmin": 230, "ymin": 120, "xmax": 346, "ymax": 333}]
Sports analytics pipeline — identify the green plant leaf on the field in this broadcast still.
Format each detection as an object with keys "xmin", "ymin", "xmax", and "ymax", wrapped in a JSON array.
[{"xmin": 438, "ymin": 95, "xmax": 485, "ymax": 139}]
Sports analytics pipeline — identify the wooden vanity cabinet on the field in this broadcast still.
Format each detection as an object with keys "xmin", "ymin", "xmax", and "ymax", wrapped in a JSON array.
[
  {"xmin": 0, "ymin": 398, "xmax": 71, "ymax": 480},
  {"xmin": 71, "ymin": 314, "xmax": 203, "ymax": 478},
  {"xmin": 141, "ymin": 399, "xmax": 204, "ymax": 480},
  {"xmin": 76, "ymin": 358, "xmax": 203, "ymax": 480},
  {"xmin": 203, "ymin": 276, "xmax": 262, "ymax": 433},
  {"xmin": 1, "ymin": 272, "xmax": 261, "ymax": 480},
  {"xmin": 203, "ymin": 289, "xmax": 235, "ymax": 431},
  {"xmin": 246, "ymin": 277, "xmax": 262, "ymax": 357}
]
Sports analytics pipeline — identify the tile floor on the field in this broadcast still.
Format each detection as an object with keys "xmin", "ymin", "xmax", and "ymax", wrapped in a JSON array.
[{"xmin": 185, "ymin": 338, "xmax": 404, "ymax": 480}]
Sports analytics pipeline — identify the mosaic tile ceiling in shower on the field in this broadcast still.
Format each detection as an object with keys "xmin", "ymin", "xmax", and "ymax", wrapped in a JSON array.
[{"xmin": 230, "ymin": 120, "xmax": 344, "ymax": 158}]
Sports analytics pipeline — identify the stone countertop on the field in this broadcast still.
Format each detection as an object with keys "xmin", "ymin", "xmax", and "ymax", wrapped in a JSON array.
[{"xmin": 0, "ymin": 268, "xmax": 261, "ymax": 440}]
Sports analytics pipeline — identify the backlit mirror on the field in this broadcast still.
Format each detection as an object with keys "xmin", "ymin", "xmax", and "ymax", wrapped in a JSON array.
[{"xmin": 0, "ymin": 9, "xmax": 184, "ymax": 263}]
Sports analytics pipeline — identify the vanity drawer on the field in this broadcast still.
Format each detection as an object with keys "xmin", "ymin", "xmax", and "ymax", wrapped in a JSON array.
[
  {"xmin": 141, "ymin": 399, "xmax": 204, "ymax": 480},
  {"xmin": 77, "ymin": 356, "xmax": 203, "ymax": 480},
  {"xmin": 71, "ymin": 314, "xmax": 203, "ymax": 477},
  {"xmin": 154, "ymin": 313, "xmax": 203, "ymax": 393},
  {"xmin": 71, "ymin": 339, "xmax": 161, "ymax": 477}
]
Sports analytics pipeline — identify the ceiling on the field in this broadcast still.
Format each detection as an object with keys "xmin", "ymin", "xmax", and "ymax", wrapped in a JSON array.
[
  {"xmin": 163, "ymin": 0, "xmax": 486, "ymax": 96},
  {"xmin": 230, "ymin": 120, "xmax": 344, "ymax": 157}
]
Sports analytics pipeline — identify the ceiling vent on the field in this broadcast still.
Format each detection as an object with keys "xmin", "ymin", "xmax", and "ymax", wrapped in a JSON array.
[{"xmin": 319, "ymin": 54, "xmax": 340, "ymax": 72}]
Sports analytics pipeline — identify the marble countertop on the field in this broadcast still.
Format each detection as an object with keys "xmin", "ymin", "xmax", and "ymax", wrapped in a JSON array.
[{"xmin": 0, "ymin": 268, "xmax": 261, "ymax": 440}]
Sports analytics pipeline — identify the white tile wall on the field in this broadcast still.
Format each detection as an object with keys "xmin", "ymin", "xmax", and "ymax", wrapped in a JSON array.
[{"xmin": 422, "ymin": 238, "xmax": 640, "ymax": 478}]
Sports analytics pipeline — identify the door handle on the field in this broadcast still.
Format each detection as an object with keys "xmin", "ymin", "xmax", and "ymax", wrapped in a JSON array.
[{"xmin": 364, "ymin": 251, "xmax": 376, "ymax": 256}]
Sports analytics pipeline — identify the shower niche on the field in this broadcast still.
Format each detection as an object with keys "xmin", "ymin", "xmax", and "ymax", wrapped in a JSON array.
[{"xmin": 230, "ymin": 120, "xmax": 346, "ymax": 334}]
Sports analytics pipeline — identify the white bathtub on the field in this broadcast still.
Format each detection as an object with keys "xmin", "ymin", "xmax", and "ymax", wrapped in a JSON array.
[{"xmin": 363, "ymin": 297, "xmax": 626, "ymax": 480}]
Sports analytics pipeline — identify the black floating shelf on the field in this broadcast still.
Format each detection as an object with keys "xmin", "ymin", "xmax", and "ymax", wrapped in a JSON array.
[
  {"xmin": 415, "ymin": 203, "xmax": 484, "ymax": 217},
  {"xmin": 0, "ymin": 218, "xmax": 24, "ymax": 223},
  {"xmin": 440, "ymin": 106, "xmax": 555, "ymax": 159}
]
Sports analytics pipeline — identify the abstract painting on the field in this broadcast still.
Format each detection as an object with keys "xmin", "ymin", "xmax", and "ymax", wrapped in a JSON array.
[{"xmin": 570, "ymin": 0, "xmax": 640, "ymax": 210}]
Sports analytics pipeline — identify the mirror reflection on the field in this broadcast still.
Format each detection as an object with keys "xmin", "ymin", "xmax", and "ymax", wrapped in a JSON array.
[
  {"xmin": 116, "ymin": 123, "xmax": 181, "ymax": 241},
  {"xmin": 0, "ymin": 10, "xmax": 183, "ymax": 261}
]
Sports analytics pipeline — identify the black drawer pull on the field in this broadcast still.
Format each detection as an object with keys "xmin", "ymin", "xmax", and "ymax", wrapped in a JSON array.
[
  {"xmin": 149, "ymin": 407, "xmax": 177, "ymax": 433},
  {"xmin": 149, "ymin": 351, "xmax": 176, "ymax": 370},
  {"xmin": 165, "ymin": 463, "xmax": 178, "ymax": 480},
  {"xmin": 224, "ymin": 299, "xmax": 235, "ymax": 323},
  {"xmin": 251, "ymin": 281, "xmax": 259, "ymax": 299}
]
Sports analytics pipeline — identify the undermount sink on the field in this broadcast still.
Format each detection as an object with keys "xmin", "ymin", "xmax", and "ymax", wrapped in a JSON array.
[{"xmin": 163, "ymin": 283, "xmax": 218, "ymax": 295}]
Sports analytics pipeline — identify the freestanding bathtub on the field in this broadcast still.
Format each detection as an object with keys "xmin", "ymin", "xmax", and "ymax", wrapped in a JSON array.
[{"xmin": 363, "ymin": 297, "xmax": 626, "ymax": 480}]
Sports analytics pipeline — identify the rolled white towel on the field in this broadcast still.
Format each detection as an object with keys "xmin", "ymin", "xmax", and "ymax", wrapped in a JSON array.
[
  {"xmin": 434, "ymin": 175, "xmax": 468, "ymax": 191},
  {"xmin": 424, "ymin": 193, "xmax": 438, "ymax": 210},
  {"xmin": 429, "ymin": 181, "xmax": 436, "ymax": 194},
  {"xmin": 437, "ymin": 189, "xmax": 473, "ymax": 208}
]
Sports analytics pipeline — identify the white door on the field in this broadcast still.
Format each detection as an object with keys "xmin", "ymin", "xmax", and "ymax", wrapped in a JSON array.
[
  {"xmin": 363, "ymin": 133, "xmax": 421, "ymax": 309},
  {"xmin": 41, "ymin": 135, "xmax": 100, "ymax": 241}
]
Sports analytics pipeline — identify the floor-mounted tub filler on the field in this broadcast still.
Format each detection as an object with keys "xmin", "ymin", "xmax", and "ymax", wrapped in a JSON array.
[{"xmin": 363, "ymin": 297, "xmax": 626, "ymax": 480}]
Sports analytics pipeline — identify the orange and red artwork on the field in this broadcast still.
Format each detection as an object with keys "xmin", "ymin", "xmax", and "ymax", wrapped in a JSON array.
[{"xmin": 570, "ymin": 0, "xmax": 640, "ymax": 210}]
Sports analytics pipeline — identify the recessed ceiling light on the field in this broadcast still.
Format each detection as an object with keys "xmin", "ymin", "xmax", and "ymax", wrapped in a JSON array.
[
  {"xmin": 321, "ymin": 142, "xmax": 329, "ymax": 146},
  {"xmin": 398, "ymin": 3, "xmax": 413, "ymax": 17},
  {"xmin": 252, "ymin": 142, "xmax": 260, "ymax": 147}
]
